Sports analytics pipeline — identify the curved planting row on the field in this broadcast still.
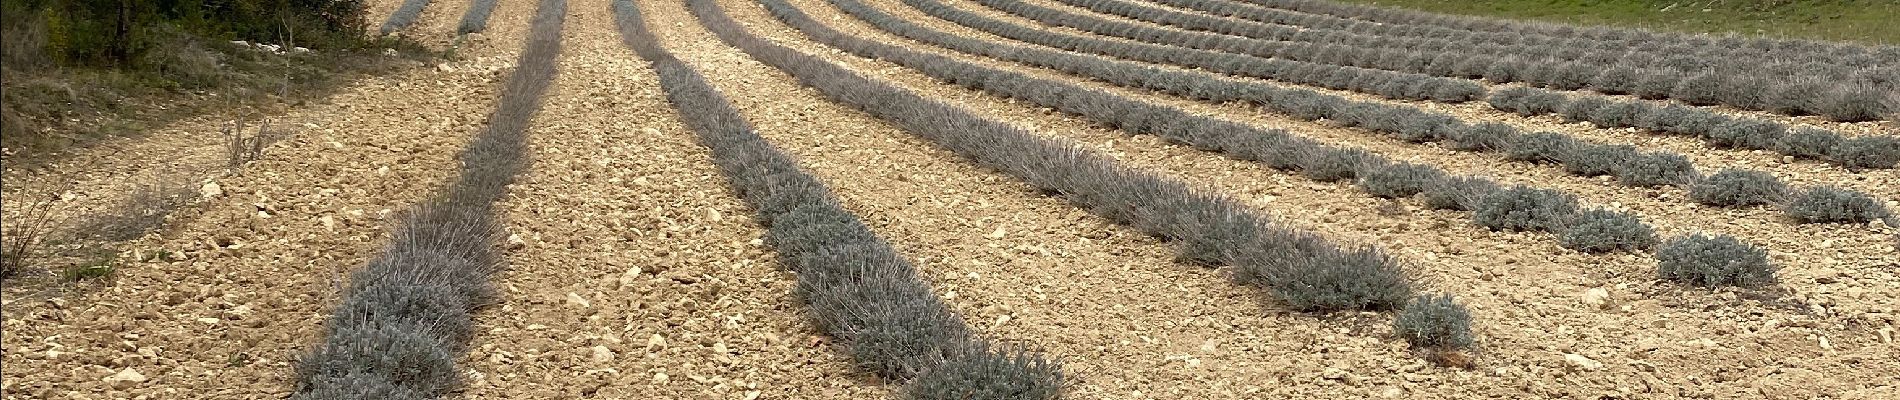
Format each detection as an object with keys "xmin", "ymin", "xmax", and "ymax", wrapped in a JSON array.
[
  {"xmin": 970, "ymin": 0, "xmax": 1890, "ymax": 121},
  {"xmin": 851, "ymin": 0, "xmax": 1891, "ymax": 224},
  {"xmin": 1226, "ymin": 0, "xmax": 1898, "ymax": 64},
  {"xmin": 379, "ymin": 0, "xmax": 434, "ymax": 35},
  {"xmin": 1152, "ymin": 0, "xmax": 1891, "ymax": 71},
  {"xmin": 611, "ymin": 0, "xmax": 1063, "ymax": 397},
  {"xmin": 896, "ymin": 0, "xmax": 1482, "ymax": 103},
  {"xmin": 1488, "ymin": 86, "xmax": 1900, "ymax": 170},
  {"xmin": 696, "ymin": 0, "xmax": 1423, "ymax": 318},
  {"xmin": 1046, "ymin": 0, "xmax": 1892, "ymax": 122},
  {"xmin": 909, "ymin": 0, "xmax": 1885, "ymax": 167},
  {"xmin": 782, "ymin": 0, "xmax": 1704, "ymax": 258},
  {"xmin": 458, "ymin": 0, "xmax": 501, "ymax": 34},
  {"xmin": 291, "ymin": 0, "xmax": 565, "ymax": 398},
  {"xmin": 772, "ymin": 0, "xmax": 1784, "ymax": 311}
]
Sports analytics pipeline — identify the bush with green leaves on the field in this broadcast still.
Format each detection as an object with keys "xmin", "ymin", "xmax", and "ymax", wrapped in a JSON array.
[
  {"xmin": 1393, "ymin": 294, "xmax": 1474, "ymax": 350},
  {"xmin": 1656, "ymin": 234, "xmax": 1774, "ymax": 288},
  {"xmin": 1358, "ymin": 161, "xmax": 1446, "ymax": 198},
  {"xmin": 1784, "ymin": 186, "xmax": 1891, "ymax": 224},
  {"xmin": 1473, "ymin": 186, "xmax": 1578, "ymax": 232},
  {"xmin": 1688, "ymin": 169, "xmax": 1786, "ymax": 207},
  {"xmin": 1614, "ymin": 152, "xmax": 1697, "ymax": 187},
  {"xmin": 1559, "ymin": 209, "xmax": 1657, "ymax": 253},
  {"xmin": 1422, "ymin": 176, "xmax": 1499, "ymax": 211}
]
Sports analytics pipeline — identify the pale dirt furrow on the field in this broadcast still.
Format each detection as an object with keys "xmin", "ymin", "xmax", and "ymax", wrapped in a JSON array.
[
  {"xmin": 868, "ymin": 0, "xmax": 1899, "ymax": 316},
  {"xmin": 649, "ymin": 0, "xmax": 1463, "ymax": 398},
  {"xmin": 0, "ymin": 0, "xmax": 540, "ymax": 397},
  {"xmin": 454, "ymin": 0, "xmax": 875, "ymax": 398},
  {"xmin": 0, "ymin": 0, "xmax": 527, "ymax": 278},
  {"xmin": 744, "ymin": 0, "xmax": 1900, "ymax": 397}
]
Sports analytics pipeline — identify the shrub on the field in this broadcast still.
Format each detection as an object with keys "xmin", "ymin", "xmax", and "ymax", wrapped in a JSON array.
[
  {"xmin": 1422, "ymin": 176, "xmax": 1498, "ymax": 211},
  {"xmin": 1395, "ymin": 114, "xmax": 1455, "ymax": 143},
  {"xmin": 1775, "ymin": 128, "xmax": 1843, "ymax": 160},
  {"xmin": 1518, "ymin": 92, "xmax": 1567, "ymax": 116},
  {"xmin": 1504, "ymin": 132, "xmax": 1575, "ymax": 163},
  {"xmin": 1486, "ymin": 86, "xmax": 1532, "ymax": 112},
  {"xmin": 1706, "ymin": 119, "xmax": 1783, "ymax": 150},
  {"xmin": 1300, "ymin": 147, "xmax": 1377, "ymax": 182},
  {"xmin": 1556, "ymin": 143, "xmax": 1635, "ymax": 177},
  {"xmin": 1588, "ymin": 66, "xmax": 1640, "ymax": 95},
  {"xmin": 907, "ymin": 344, "xmax": 1063, "ymax": 400},
  {"xmin": 1656, "ymin": 234, "xmax": 1774, "ymax": 288},
  {"xmin": 1828, "ymin": 136, "xmax": 1900, "ymax": 169},
  {"xmin": 1473, "ymin": 186, "xmax": 1578, "ymax": 232},
  {"xmin": 1393, "ymin": 294, "xmax": 1474, "ymax": 350},
  {"xmin": 1239, "ymin": 245, "xmax": 1413, "ymax": 312},
  {"xmin": 1559, "ymin": 209, "xmax": 1657, "ymax": 253},
  {"xmin": 1671, "ymin": 73, "xmax": 1724, "ymax": 105},
  {"xmin": 1766, "ymin": 80, "xmax": 1824, "ymax": 115},
  {"xmin": 1586, "ymin": 102, "xmax": 1644, "ymax": 129},
  {"xmin": 1556, "ymin": 97, "xmax": 1611, "ymax": 121},
  {"xmin": 1633, "ymin": 70, "xmax": 1680, "ymax": 99},
  {"xmin": 1446, "ymin": 122, "xmax": 1514, "ymax": 152},
  {"xmin": 1784, "ymin": 187, "xmax": 1890, "ymax": 224},
  {"xmin": 1688, "ymin": 169, "xmax": 1786, "ymax": 207},
  {"xmin": 1358, "ymin": 162, "xmax": 1446, "ymax": 198},
  {"xmin": 1816, "ymin": 86, "xmax": 1886, "ymax": 122},
  {"xmin": 1614, "ymin": 152, "xmax": 1698, "ymax": 187}
]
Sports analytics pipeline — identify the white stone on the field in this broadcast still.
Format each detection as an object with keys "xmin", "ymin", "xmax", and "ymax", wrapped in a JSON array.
[
  {"xmin": 1564, "ymin": 353, "xmax": 1604, "ymax": 371},
  {"xmin": 104, "ymin": 368, "xmax": 147, "ymax": 389}
]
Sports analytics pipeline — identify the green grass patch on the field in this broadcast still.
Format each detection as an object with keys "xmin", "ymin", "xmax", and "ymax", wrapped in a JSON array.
[{"xmin": 1333, "ymin": 0, "xmax": 1898, "ymax": 45}]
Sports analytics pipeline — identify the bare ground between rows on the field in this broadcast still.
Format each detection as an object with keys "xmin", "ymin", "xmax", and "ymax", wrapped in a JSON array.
[
  {"xmin": 1011, "ymin": 0, "xmax": 1898, "ymax": 135},
  {"xmin": 939, "ymin": 0, "xmax": 1898, "ymax": 198},
  {"xmin": 754, "ymin": 0, "xmax": 1900, "ymax": 397},
  {"xmin": 453, "ymin": 1, "xmax": 876, "ymax": 398},
  {"xmin": 0, "ymin": 0, "xmax": 540, "ymax": 397},
  {"xmin": 866, "ymin": 0, "xmax": 1900, "ymax": 317},
  {"xmin": 658, "ymin": 0, "xmax": 1499, "ymax": 398},
  {"xmin": 0, "ymin": 0, "xmax": 524, "ymax": 289}
]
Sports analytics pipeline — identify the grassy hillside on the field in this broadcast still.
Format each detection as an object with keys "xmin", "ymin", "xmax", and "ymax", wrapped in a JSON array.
[{"xmin": 1331, "ymin": 0, "xmax": 1899, "ymax": 45}]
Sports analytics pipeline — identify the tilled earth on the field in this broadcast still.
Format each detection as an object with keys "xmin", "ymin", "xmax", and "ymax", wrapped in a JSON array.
[{"xmin": 3, "ymin": 0, "xmax": 1896, "ymax": 399}]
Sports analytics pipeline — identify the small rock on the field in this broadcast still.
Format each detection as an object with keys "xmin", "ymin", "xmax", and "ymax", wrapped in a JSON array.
[
  {"xmin": 383, "ymin": 48, "xmax": 399, "ymax": 57},
  {"xmin": 506, "ymin": 234, "xmax": 526, "ymax": 249},
  {"xmin": 1879, "ymin": 327, "xmax": 1894, "ymax": 344},
  {"xmin": 565, "ymin": 293, "xmax": 591, "ymax": 308},
  {"xmin": 195, "ymin": 317, "xmax": 220, "ymax": 325},
  {"xmin": 1582, "ymin": 287, "xmax": 1611, "ymax": 309},
  {"xmin": 1321, "ymin": 367, "xmax": 1349, "ymax": 380},
  {"xmin": 647, "ymin": 334, "xmax": 667, "ymax": 351},
  {"xmin": 436, "ymin": 63, "xmax": 455, "ymax": 72},
  {"xmin": 590, "ymin": 346, "xmax": 615, "ymax": 363},
  {"xmin": 1564, "ymin": 353, "xmax": 1604, "ymax": 371},
  {"xmin": 104, "ymin": 368, "xmax": 146, "ymax": 389},
  {"xmin": 200, "ymin": 182, "xmax": 223, "ymax": 198},
  {"xmin": 985, "ymin": 227, "xmax": 1006, "ymax": 239}
]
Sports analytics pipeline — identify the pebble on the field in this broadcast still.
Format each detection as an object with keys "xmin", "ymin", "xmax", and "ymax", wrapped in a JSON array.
[
  {"xmin": 1582, "ymin": 287, "xmax": 1611, "ymax": 309},
  {"xmin": 1564, "ymin": 353, "xmax": 1604, "ymax": 371},
  {"xmin": 104, "ymin": 367, "xmax": 147, "ymax": 389}
]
